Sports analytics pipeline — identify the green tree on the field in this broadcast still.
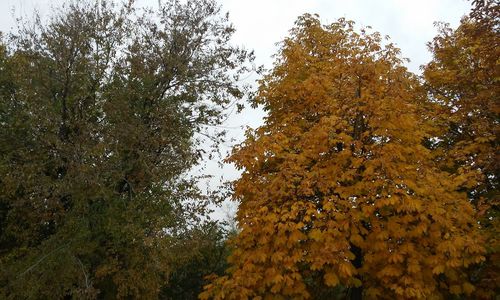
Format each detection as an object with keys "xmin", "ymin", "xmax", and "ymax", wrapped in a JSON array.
[
  {"xmin": 423, "ymin": 0, "xmax": 499, "ymax": 298},
  {"xmin": 160, "ymin": 221, "xmax": 233, "ymax": 300},
  {"xmin": 201, "ymin": 15, "xmax": 484, "ymax": 300},
  {"xmin": 0, "ymin": 0, "xmax": 252, "ymax": 298}
]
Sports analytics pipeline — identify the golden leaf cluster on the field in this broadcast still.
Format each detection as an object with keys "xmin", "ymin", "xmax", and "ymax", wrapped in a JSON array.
[{"xmin": 201, "ymin": 14, "xmax": 489, "ymax": 300}]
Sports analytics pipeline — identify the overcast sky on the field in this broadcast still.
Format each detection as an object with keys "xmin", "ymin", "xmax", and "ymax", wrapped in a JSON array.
[{"xmin": 0, "ymin": 0, "xmax": 472, "ymax": 219}]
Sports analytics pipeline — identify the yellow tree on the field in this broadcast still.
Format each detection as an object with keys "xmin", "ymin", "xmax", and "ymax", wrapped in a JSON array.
[
  {"xmin": 423, "ymin": 1, "xmax": 499, "ymax": 298},
  {"xmin": 201, "ymin": 15, "xmax": 484, "ymax": 299}
]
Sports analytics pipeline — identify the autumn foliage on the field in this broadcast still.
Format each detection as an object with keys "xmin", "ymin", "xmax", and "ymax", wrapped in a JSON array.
[
  {"xmin": 201, "ymin": 15, "xmax": 486, "ymax": 299},
  {"xmin": 0, "ymin": 0, "xmax": 497, "ymax": 299},
  {"xmin": 423, "ymin": 0, "xmax": 499, "ymax": 297}
]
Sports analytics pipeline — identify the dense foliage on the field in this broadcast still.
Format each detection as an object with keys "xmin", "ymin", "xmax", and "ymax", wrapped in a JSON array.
[
  {"xmin": 0, "ymin": 0, "xmax": 497, "ymax": 299},
  {"xmin": 201, "ymin": 12, "xmax": 491, "ymax": 300},
  {"xmin": 423, "ymin": 0, "xmax": 499, "ymax": 297},
  {"xmin": 0, "ymin": 0, "xmax": 251, "ymax": 298}
]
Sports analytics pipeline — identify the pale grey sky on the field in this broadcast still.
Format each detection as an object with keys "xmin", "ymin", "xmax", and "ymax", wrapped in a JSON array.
[
  {"xmin": 0, "ymin": 0, "xmax": 471, "ymax": 219},
  {"xmin": 0, "ymin": 0, "xmax": 471, "ymax": 73}
]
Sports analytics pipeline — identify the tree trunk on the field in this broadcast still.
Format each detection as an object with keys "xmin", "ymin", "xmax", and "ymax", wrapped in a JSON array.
[{"xmin": 350, "ymin": 243, "xmax": 363, "ymax": 300}]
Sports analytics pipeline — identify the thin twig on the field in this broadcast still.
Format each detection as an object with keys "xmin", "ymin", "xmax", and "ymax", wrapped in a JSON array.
[
  {"xmin": 18, "ymin": 241, "xmax": 71, "ymax": 278},
  {"xmin": 75, "ymin": 256, "xmax": 90, "ymax": 289}
]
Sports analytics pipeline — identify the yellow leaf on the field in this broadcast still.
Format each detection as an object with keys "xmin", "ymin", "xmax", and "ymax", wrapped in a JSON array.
[
  {"xmin": 350, "ymin": 234, "xmax": 364, "ymax": 247},
  {"xmin": 324, "ymin": 272, "xmax": 339, "ymax": 287},
  {"xmin": 339, "ymin": 262, "xmax": 354, "ymax": 277},
  {"xmin": 351, "ymin": 278, "xmax": 362, "ymax": 287},
  {"xmin": 309, "ymin": 229, "xmax": 323, "ymax": 241},
  {"xmin": 432, "ymin": 265, "xmax": 445, "ymax": 275},
  {"xmin": 462, "ymin": 282, "xmax": 475, "ymax": 295},
  {"xmin": 450, "ymin": 285, "xmax": 462, "ymax": 295}
]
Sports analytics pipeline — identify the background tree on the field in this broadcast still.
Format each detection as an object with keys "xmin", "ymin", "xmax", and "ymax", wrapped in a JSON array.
[
  {"xmin": 423, "ymin": 0, "xmax": 499, "ymax": 298},
  {"xmin": 160, "ymin": 221, "xmax": 233, "ymax": 300},
  {"xmin": 0, "ymin": 0, "xmax": 252, "ymax": 298},
  {"xmin": 201, "ymin": 15, "xmax": 484, "ymax": 300}
]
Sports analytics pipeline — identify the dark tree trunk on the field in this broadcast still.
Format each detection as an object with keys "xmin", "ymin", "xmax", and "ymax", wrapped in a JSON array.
[{"xmin": 350, "ymin": 243, "xmax": 363, "ymax": 300}]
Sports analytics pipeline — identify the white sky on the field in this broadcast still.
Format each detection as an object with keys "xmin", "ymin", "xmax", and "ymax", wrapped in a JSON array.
[{"xmin": 0, "ymin": 0, "xmax": 471, "ymax": 220}]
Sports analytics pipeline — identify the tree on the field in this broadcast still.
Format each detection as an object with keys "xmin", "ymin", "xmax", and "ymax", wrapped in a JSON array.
[
  {"xmin": 160, "ymin": 221, "xmax": 233, "ymax": 300},
  {"xmin": 423, "ymin": 0, "xmax": 499, "ymax": 298},
  {"xmin": 201, "ymin": 15, "xmax": 484, "ymax": 299},
  {"xmin": 0, "ymin": 0, "xmax": 252, "ymax": 298}
]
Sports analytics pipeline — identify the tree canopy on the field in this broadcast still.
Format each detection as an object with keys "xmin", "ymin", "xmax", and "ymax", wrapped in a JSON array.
[
  {"xmin": 201, "ymin": 14, "xmax": 485, "ymax": 300},
  {"xmin": 0, "ymin": 0, "xmax": 251, "ymax": 298},
  {"xmin": 423, "ymin": 0, "xmax": 499, "ymax": 297}
]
